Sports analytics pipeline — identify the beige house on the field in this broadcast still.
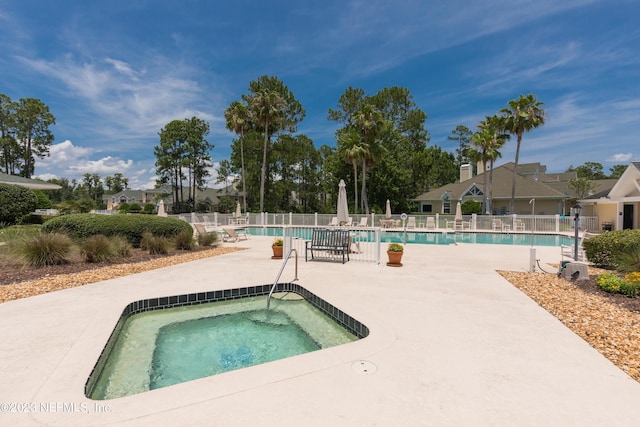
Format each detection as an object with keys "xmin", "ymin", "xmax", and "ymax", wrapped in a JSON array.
[
  {"xmin": 579, "ymin": 162, "xmax": 640, "ymax": 231},
  {"xmin": 413, "ymin": 162, "xmax": 616, "ymax": 217}
]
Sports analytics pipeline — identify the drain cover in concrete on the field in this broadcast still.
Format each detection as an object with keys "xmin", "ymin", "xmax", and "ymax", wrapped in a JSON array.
[{"xmin": 352, "ymin": 360, "xmax": 377, "ymax": 375}]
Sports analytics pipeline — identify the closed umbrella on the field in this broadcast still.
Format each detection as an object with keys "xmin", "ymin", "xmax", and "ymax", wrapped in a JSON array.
[
  {"xmin": 385, "ymin": 199, "xmax": 392, "ymax": 219},
  {"xmin": 455, "ymin": 201, "xmax": 462, "ymax": 221},
  {"xmin": 235, "ymin": 201, "xmax": 242, "ymax": 218},
  {"xmin": 157, "ymin": 200, "xmax": 167, "ymax": 217},
  {"xmin": 337, "ymin": 179, "xmax": 349, "ymax": 225}
]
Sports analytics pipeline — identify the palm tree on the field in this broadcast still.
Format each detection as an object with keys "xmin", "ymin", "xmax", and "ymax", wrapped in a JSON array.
[
  {"xmin": 470, "ymin": 128, "xmax": 494, "ymax": 213},
  {"xmin": 249, "ymin": 90, "xmax": 286, "ymax": 212},
  {"xmin": 352, "ymin": 104, "xmax": 385, "ymax": 215},
  {"xmin": 224, "ymin": 101, "xmax": 250, "ymax": 212},
  {"xmin": 500, "ymin": 94, "xmax": 545, "ymax": 214},
  {"xmin": 478, "ymin": 115, "xmax": 508, "ymax": 214},
  {"xmin": 336, "ymin": 128, "xmax": 366, "ymax": 215}
]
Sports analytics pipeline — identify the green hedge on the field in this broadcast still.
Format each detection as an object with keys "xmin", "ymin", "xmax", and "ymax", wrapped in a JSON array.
[
  {"xmin": 583, "ymin": 229, "xmax": 640, "ymax": 269},
  {"xmin": 41, "ymin": 213, "xmax": 193, "ymax": 247}
]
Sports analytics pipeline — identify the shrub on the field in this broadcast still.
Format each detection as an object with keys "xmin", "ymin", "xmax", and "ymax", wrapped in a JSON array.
[
  {"xmin": 142, "ymin": 203, "xmax": 155, "ymax": 214},
  {"xmin": 596, "ymin": 273, "xmax": 640, "ymax": 298},
  {"xmin": 140, "ymin": 231, "xmax": 169, "ymax": 254},
  {"xmin": 109, "ymin": 235, "xmax": 132, "ymax": 258},
  {"xmin": 614, "ymin": 244, "xmax": 640, "ymax": 273},
  {"xmin": 461, "ymin": 199, "xmax": 482, "ymax": 215},
  {"xmin": 81, "ymin": 234, "xmax": 116, "ymax": 263},
  {"xmin": 12, "ymin": 232, "xmax": 73, "ymax": 267},
  {"xmin": 583, "ymin": 230, "xmax": 640, "ymax": 269},
  {"xmin": 174, "ymin": 229, "xmax": 194, "ymax": 250},
  {"xmin": 197, "ymin": 230, "xmax": 218, "ymax": 247},
  {"xmin": 42, "ymin": 213, "xmax": 192, "ymax": 247},
  {"xmin": 0, "ymin": 184, "xmax": 38, "ymax": 225}
]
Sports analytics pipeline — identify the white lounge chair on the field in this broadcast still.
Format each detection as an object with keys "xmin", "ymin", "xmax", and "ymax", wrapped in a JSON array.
[
  {"xmin": 561, "ymin": 231, "xmax": 591, "ymax": 263},
  {"xmin": 426, "ymin": 217, "xmax": 436, "ymax": 230},
  {"xmin": 222, "ymin": 227, "xmax": 249, "ymax": 242},
  {"xmin": 407, "ymin": 216, "xmax": 416, "ymax": 229},
  {"xmin": 514, "ymin": 219, "xmax": 526, "ymax": 231},
  {"xmin": 328, "ymin": 217, "xmax": 338, "ymax": 226},
  {"xmin": 492, "ymin": 219, "xmax": 502, "ymax": 231},
  {"xmin": 358, "ymin": 217, "xmax": 368, "ymax": 227}
]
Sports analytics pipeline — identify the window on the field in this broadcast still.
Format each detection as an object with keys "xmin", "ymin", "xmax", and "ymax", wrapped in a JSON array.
[{"xmin": 422, "ymin": 204, "xmax": 433, "ymax": 213}]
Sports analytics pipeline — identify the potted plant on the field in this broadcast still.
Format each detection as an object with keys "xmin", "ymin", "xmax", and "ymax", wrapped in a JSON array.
[
  {"xmin": 272, "ymin": 237, "xmax": 283, "ymax": 259},
  {"xmin": 386, "ymin": 242, "xmax": 404, "ymax": 267}
]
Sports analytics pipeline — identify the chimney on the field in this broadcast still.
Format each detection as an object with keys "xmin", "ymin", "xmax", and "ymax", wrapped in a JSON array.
[
  {"xmin": 477, "ymin": 160, "xmax": 485, "ymax": 175},
  {"xmin": 460, "ymin": 163, "xmax": 472, "ymax": 182}
]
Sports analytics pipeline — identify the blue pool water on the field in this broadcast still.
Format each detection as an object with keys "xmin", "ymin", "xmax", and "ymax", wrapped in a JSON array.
[
  {"xmin": 150, "ymin": 309, "xmax": 319, "ymax": 390},
  {"xmin": 246, "ymin": 227, "xmax": 574, "ymax": 247}
]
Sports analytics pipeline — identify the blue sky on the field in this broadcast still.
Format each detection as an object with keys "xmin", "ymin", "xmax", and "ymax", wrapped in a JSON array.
[{"xmin": 1, "ymin": 0, "xmax": 638, "ymax": 189}]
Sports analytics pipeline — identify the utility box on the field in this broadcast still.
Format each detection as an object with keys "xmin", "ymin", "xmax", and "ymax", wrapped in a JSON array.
[{"xmin": 559, "ymin": 261, "xmax": 589, "ymax": 281}]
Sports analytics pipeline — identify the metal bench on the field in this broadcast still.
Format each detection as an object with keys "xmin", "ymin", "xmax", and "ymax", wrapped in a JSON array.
[{"xmin": 305, "ymin": 228, "xmax": 350, "ymax": 263}]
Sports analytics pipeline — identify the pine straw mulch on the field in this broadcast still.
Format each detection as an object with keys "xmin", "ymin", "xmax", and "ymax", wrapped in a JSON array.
[
  {"xmin": 499, "ymin": 267, "xmax": 640, "ymax": 383},
  {"xmin": 0, "ymin": 245, "xmax": 243, "ymax": 304}
]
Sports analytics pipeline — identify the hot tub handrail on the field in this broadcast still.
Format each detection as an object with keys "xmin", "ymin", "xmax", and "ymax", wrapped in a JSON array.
[{"xmin": 267, "ymin": 248, "xmax": 298, "ymax": 309}]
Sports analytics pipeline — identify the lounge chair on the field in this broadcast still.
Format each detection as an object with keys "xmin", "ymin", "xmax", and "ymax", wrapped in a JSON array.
[
  {"xmin": 407, "ymin": 216, "xmax": 416, "ymax": 229},
  {"xmin": 328, "ymin": 217, "xmax": 338, "ymax": 226},
  {"xmin": 193, "ymin": 223, "xmax": 207, "ymax": 236},
  {"xmin": 222, "ymin": 227, "xmax": 249, "ymax": 242},
  {"xmin": 514, "ymin": 219, "xmax": 525, "ymax": 231},
  {"xmin": 426, "ymin": 217, "xmax": 436, "ymax": 230},
  {"xmin": 358, "ymin": 217, "xmax": 368, "ymax": 227},
  {"xmin": 339, "ymin": 217, "xmax": 353, "ymax": 226},
  {"xmin": 561, "ymin": 231, "xmax": 592, "ymax": 263},
  {"xmin": 492, "ymin": 219, "xmax": 502, "ymax": 231}
]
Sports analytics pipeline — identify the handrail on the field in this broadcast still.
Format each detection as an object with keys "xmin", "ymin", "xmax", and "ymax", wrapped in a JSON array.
[{"xmin": 267, "ymin": 248, "xmax": 298, "ymax": 309}]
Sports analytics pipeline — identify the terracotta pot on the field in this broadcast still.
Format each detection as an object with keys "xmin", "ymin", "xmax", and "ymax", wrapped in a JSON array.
[
  {"xmin": 272, "ymin": 245, "xmax": 283, "ymax": 259},
  {"xmin": 386, "ymin": 250, "xmax": 403, "ymax": 267}
]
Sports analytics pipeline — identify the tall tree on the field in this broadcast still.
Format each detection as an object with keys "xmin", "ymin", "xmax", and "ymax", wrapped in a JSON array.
[
  {"xmin": 500, "ymin": 94, "xmax": 545, "ymax": 214},
  {"xmin": 81, "ymin": 173, "xmax": 104, "ymax": 205},
  {"xmin": 447, "ymin": 125, "xmax": 473, "ymax": 167},
  {"xmin": 352, "ymin": 103, "xmax": 386, "ymax": 214},
  {"xmin": 14, "ymin": 98, "xmax": 55, "ymax": 178},
  {"xmin": 224, "ymin": 101, "xmax": 249, "ymax": 212},
  {"xmin": 609, "ymin": 164, "xmax": 627, "ymax": 179},
  {"xmin": 336, "ymin": 128, "xmax": 365, "ymax": 214},
  {"xmin": 154, "ymin": 117, "xmax": 212, "ymax": 212},
  {"xmin": 0, "ymin": 94, "xmax": 19, "ymax": 174},
  {"xmin": 244, "ymin": 75, "xmax": 305, "ymax": 212},
  {"xmin": 570, "ymin": 161, "xmax": 606, "ymax": 180},
  {"xmin": 475, "ymin": 115, "xmax": 508, "ymax": 214}
]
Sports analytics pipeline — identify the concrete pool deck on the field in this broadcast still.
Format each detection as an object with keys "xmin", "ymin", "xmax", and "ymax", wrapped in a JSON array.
[{"xmin": 2, "ymin": 238, "xmax": 640, "ymax": 426}]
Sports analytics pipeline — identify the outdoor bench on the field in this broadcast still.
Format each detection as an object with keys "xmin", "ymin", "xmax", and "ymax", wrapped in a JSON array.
[{"xmin": 305, "ymin": 228, "xmax": 350, "ymax": 263}]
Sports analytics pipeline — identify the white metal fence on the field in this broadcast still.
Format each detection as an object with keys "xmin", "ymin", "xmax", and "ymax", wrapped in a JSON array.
[{"xmin": 190, "ymin": 212, "xmax": 598, "ymax": 233}]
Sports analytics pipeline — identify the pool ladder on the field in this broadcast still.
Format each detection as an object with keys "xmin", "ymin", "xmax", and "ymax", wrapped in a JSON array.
[{"xmin": 267, "ymin": 248, "xmax": 299, "ymax": 309}]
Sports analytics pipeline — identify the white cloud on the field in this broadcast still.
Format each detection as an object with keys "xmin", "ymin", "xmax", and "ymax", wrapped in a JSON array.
[
  {"xmin": 607, "ymin": 153, "xmax": 633, "ymax": 163},
  {"xmin": 15, "ymin": 55, "xmax": 224, "ymax": 145}
]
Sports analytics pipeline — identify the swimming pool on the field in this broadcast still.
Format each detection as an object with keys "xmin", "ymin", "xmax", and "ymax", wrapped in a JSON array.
[
  {"xmin": 86, "ymin": 284, "xmax": 367, "ymax": 400},
  {"xmin": 246, "ymin": 227, "xmax": 574, "ymax": 247}
]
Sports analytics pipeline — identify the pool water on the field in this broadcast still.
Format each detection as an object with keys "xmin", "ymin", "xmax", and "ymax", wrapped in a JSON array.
[
  {"xmin": 89, "ymin": 295, "xmax": 358, "ymax": 400},
  {"xmin": 246, "ymin": 227, "xmax": 573, "ymax": 247},
  {"xmin": 150, "ymin": 309, "xmax": 319, "ymax": 390}
]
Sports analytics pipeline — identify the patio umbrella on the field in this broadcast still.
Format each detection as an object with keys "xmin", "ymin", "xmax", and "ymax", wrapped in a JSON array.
[
  {"xmin": 337, "ymin": 179, "xmax": 349, "ymax": 225},
  {"xmin": 235, "ymin": 201, "xmax": 242, "ymax": 218},
  {"xmin": 385, "ymin": 199, "xmax": 392, "ymax": 219},
  {"xmin": 455, "ymin": 201, "xmax": 462, "ymax": 221},
  {"xmin": 157, "ymin": 200, "xmax": 167, "ymax": 217}
]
